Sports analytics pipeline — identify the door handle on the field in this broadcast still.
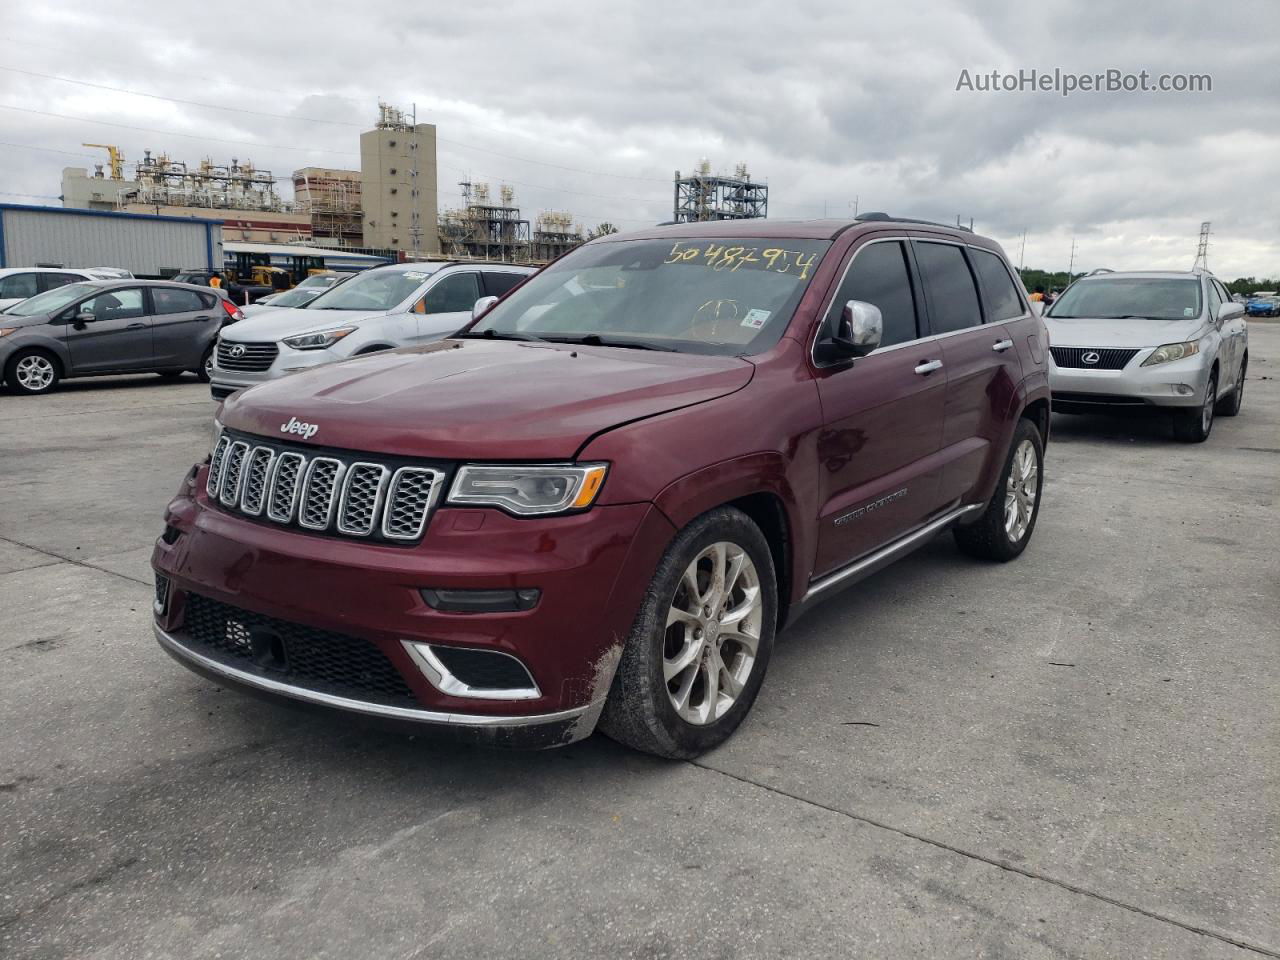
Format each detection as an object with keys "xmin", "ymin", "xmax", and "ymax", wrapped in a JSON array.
[
  {"xmin": 194, "ymin": 315, "xmax": 214, "ymax": 321},
  {"xmin": 126, "ymin": 322, "xmax": 147, "ymax": 329},
  {"xmin": 992, "ymin": 338, "xmax": 1014, "ymax": 352},
  {"xmin": 914, "ymin": 359, "xmax": 943, "ymax": 375}
]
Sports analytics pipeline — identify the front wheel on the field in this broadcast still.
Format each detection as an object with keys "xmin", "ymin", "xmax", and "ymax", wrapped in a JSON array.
[
  {"xmin": 1173, "ymin": 372, "xmax": 1216, "ymax": 442},
  {"xmin": 599, "ymin": 507, "xmax": 777, "ymax": 759},
  {"xmin": 954, "ymin": 418, "xmax": 1044, "ymax": 562},
  {"xmin": 5, "ymin": 349, "xmax": 61, "ymax": 395}
]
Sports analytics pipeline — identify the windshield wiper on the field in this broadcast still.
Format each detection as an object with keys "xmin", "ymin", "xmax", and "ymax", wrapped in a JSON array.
[
  {"xmin": 541, "ymin": 333, "xmax": 676, "ymax": 352},
  {"xmin": 457, "ymin": 328, "xmax": 546, "ymax": 343}
]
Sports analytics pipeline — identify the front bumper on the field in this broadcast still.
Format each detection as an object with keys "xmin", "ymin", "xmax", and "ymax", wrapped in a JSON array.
[
  {"xmin": 1049, "ymin": 351, "xmax": 1210, "ymax": 408},
  {"xmin": 152, "ymin": 470, "xmax": 675, "ymax": 747}
]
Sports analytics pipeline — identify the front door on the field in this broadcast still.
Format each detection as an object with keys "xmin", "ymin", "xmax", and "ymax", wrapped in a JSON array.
[
  {"xmin": 63, "ymin": 287, "xmax": 153, "ymax": 373},
  {"xmin": 414, "ymin": 272, "xmax": 481, "ymax": 342},
  {"xmin": 813, "ymin": 238, "xmax": 948, "ymax": 576}
]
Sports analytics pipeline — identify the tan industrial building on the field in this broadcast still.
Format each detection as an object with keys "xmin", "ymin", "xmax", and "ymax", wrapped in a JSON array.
[
  {"xmin": 292, "ymin": 167, "xmax": 362, "ymax": 247},
  {"xmin": 359, "ymin": 103, "xmax": 440, "ymax": 255}
]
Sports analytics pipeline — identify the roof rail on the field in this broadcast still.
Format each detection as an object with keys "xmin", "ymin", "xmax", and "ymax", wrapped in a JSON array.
[{"xmin": 854, "ymin": 212, "xmax": 974, "ymax": 233}]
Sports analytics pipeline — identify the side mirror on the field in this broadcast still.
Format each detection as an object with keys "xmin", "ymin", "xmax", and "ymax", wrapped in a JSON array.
[
  {"xmin": 74, "ymin": 311, "xmax": 95, "ymax": 326},
  {"xmin": 1029, "ymin": 300, "xmax": 1045, "ymax": 317},
  {"xmin": 1217, "ymin": 302, "xmax": 1245, "ymax": 323},
  {"xmin": 472, "ymin": 295, "xmax": 499, "ymax": 320},
  {"xmin": 830, "ymin": 300, "xmax": 882, "ymax": 358}
]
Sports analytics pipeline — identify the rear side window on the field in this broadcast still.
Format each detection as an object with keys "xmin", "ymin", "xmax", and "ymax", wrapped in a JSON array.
[
  {"xmin": 41, "ymin": 273, "xmax": 83, "ymax": 292},
  {"xmin": 199, "ymin": 292, "xmax": 219, "ymax": 309},
  {"xmin": 970, "ymin": 249, "xmax": 1025, "ymax": 322},
  {"xmin": 482, "ymin": 272, "xmax": 526, "ymax": 298},
  {"xmin": 915, "ymin": 242, "xmax": 982, "ymax": 334},
  {"xmin": 151, "ymin": 287, "xmax": 206, "ymax": 315},
  {"xmin": 823, "ymin": 241, "xmax": 919, "ymax": 348},
  {"xmin": 421, "ymin": 272, "xmax": 481, "ymax": 314},
  {"xmin": 0, "ymin": 273, "xmax": 38, "ymax": 300}
]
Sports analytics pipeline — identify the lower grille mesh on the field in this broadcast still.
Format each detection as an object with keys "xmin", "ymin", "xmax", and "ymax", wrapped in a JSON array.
[{"xmin": 179, "ymin": 593, "xmax": 418, "ymax": 706}]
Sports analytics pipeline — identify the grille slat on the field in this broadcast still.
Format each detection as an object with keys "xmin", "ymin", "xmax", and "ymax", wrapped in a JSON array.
[
  {"xmin": 180, "ymin": 593, "xmax": 418, "ymax": 706},
  {"xmin": 207, "ymin": 433, "xmax": 442, "ymax": 543},
  {"xmin": 1050, "ymin": 346, "xmax": 1140, "ymax": 370},
  {"xmin": 216, "ymin": 340, "xmax": 279, "ymax": 372}
]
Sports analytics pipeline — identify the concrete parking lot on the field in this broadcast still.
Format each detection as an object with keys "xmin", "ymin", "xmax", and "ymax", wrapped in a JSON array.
[{"xmin": 2, "ymin": 325, "xmax": 1277, "ymax": 960}]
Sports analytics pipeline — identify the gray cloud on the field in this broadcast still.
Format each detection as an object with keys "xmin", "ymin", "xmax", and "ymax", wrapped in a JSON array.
[{"xmin": 0, "ymin": 0, "xmax": 1277, "ymax": 275}]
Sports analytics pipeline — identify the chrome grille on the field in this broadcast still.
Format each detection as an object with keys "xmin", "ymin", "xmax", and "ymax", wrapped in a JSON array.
[
  {"xmin": 1049, "ymin": 346, "xmax": 1140, "ymax": 370},
  {"xmin": 299, "ymin": 458, "xmax": 344, "ymax": 530},
  {"xmin": 337, "ymin": 463, "xmax": 389, "ymax": 536},
  {"xmin": 240, "ymin": 447, "xmax": 275, "ymax": 516},
  {"xmin": 216, "ymin": 340, "xmax": 279, "ymax": 372},
  {"xmin": 383, "ymin": 467, "xmax": 439, "ymax": 541},
  {"xmin": 204, "ymin": 433, "xmax": 443, "ymax": 543}
]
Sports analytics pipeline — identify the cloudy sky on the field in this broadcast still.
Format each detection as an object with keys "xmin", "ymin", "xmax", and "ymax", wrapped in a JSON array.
[{"xmin": 1, "ymin": 0, "xmax": 1277, "ymax": 276}]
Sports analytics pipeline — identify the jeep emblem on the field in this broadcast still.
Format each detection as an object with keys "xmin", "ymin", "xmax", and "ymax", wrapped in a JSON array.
[{"xmin": 280, "ymin": 416, "xmax": 319, "ymax": 440}]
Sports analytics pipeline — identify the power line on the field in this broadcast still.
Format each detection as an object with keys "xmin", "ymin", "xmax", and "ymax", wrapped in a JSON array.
[{"xmin": 0, "ymin": 64, "xmax": 670, "ymax": 183}]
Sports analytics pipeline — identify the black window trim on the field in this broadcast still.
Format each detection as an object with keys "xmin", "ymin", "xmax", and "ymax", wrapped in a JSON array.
[{"xmin": 810, "ymin": 235, "xmax": 1032, "ymax": 371}]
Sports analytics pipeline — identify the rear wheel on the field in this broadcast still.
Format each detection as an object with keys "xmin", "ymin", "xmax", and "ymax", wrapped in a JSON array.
[
  {"xmin": 1173, "ymin": 371, "xmax": 1216, "ymax": 442},
  {"xmin": 1215, "ymin": 356, "xmax": 1246, "ymax": 417},
  {"xmin": 195, "ymin": 346, "xmax": 214, "ymax": 383},
  {"xmin": 954, "ymin": 418, "xmax": 1044, "ymax": 562},
  {"xmin": 5, "ymin": 349, "xmax": 61, "ymax": 396},
  {"xmin": 600, "ymin": 507, "xmax": 777, "ymax": 759}
]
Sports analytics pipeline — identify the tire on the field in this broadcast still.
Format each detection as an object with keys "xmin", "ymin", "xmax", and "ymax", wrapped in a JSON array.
[
  {"xmin": 1172, "ymin": 371, "xmax": 1216, "ymax": 442},
  {"xmin": 196, "ymin": 346, "xmax": 214, "ymax": 383},
  {"xmin": 1215, "ymin": 356, "xmax": 1246, "ymax": 417},
  {"xmin": 4, "ymin": 349, "xmax": 61, "ymax": 396},
  {"xmin": 156, "ymin": 370, "xmax": 185, "ymax": 380},
  {"xmin": 953, "ymin": 418, "xmax": 1044, "ymax": 562},
  {"xmin": 599, "ymin": 507, "xmax": 778, "ymax": 759}
]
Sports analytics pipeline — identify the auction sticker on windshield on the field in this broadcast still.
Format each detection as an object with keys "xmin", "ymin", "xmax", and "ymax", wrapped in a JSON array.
[{"xmin": 665, "ymin": 241, "xmax": 818, "ymax": 279}]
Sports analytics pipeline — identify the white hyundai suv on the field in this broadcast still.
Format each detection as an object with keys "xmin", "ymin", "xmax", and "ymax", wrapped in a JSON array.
[
  {"xmin": 210, "ymin": 261, "xmax": 535, "ymax": 400},
  {"xmin": 1044, "ymin": 269, "xmax": 1249, "ymax": 442}
]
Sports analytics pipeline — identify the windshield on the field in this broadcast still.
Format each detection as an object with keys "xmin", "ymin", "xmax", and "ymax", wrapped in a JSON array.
[
  {"xmin": 170, "ymin": 273, "xmax": 206, "ymax": 285},
  {"xmin": 5, "ymin": 282, "xmax": 99, "ymax": 317},
  {"xmin": 1049, "ymin": 278, "xmax": 1203, "ymax": 321},
  {"xmin": 268, "ymin": 287, "xmax": 324, "ymax": 308},
  {"xmin": 469, "ymin": 237, "xmax": 831, "ymax": 355},
  {"xmin": 307, "ymin": 268, "xmax": 432, "ymax": 311},
  {"xmin": 296, "ymin": 273, "xmax": 345, "ymax": 290}
]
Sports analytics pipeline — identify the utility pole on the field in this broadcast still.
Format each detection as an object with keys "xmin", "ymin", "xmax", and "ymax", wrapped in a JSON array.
[
  {"xmin": 1018, "ymin": 228, "xmax": 1027, "ymax": 271},
  {"xmin": 409, "ymin": 102, "xmax": 422, "ymax": 259}
]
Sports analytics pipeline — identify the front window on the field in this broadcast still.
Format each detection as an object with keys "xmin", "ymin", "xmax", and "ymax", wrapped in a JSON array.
[
  {"xmin": 4, "ymin": 282, "xmax": 98, "ymax": 317},
  {"xmin": 308, "ymin": 268, "xmax": 434, "ymax": 312},
  {"xmin": 468, "ymin": 237, "xmax": 831, "ymax": 355},
  {"xmin": 1049, "ymin": 278, "xmax": 1203, "ymax": 321}
]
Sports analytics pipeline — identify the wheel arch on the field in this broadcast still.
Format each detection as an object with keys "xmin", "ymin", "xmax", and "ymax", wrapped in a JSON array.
[{"xmin": 5, "ymin": 340, "xmax": 67, "ymax": 379}]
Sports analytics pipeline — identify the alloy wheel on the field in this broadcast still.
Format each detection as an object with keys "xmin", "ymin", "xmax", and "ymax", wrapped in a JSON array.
[
  {"xmin": 1003, "ymin": 439, "xmax": 1039, "ymax": 542},
  {"xmin": 663, "ymin": 542, "xmax": 762, "ymax": 725},
  {"xmin": 1202, "ymin": 377, "xmax": 1216, "ymax": 434},
  {"xmin": 15, "ymin": 355, "xmax": 55, "ymax": 392}
]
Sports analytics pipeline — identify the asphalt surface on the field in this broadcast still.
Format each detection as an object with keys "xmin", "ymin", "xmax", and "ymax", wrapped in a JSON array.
[{"xmin": 2, "ymin": 325, "xmax": 1277, "ymax": 960}]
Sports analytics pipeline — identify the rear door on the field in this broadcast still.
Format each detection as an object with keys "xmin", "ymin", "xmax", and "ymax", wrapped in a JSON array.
[
  {"xmin": 63, "ymin": 287, "xmax": 154, "ymax": 373},
  {"xmin": 914, "ymin": 240, "xmax": 1025, "ymax": 507},
  {"xmin": 414, "ymin": 271, "xmax": 481, "ymax": 341},
  {"xmin": 812, "ymin": 238, "xmax": 949, "ymax": 575},
  {"xmin": 150, "ymin": 286, "xmax": 219, "ymax": 367}
]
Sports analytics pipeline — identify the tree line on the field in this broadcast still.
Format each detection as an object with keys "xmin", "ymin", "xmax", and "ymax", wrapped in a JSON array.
[{"xmin": 1019, "ymin": 268, "xmax": 1278, "ymax": 296}]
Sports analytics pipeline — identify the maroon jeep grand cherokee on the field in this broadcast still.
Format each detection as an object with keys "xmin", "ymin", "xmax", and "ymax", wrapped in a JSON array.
[{"xmin": 153, "ymin": 215, "xmax": 1050, "ymax": 758}]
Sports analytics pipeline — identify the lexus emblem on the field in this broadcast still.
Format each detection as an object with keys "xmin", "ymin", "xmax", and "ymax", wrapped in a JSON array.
[
  {"xmin": 1081, "ymin": 351, "xmax": 1100, "ymax": 365},
  {"xmin": 228, "ymin": 343, "xmax": 246, "ymax": 359}
]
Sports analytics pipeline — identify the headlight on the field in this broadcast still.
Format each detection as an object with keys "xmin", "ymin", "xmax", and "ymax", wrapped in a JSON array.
[
  {"xmin": 448, "ymin": 464, "xmax": 609, "ymax": 516},
  {"xmin": 282, "ymin": 326, "xmax": 357, "ymax": 351},
  {"xmin": 1142, "ymin": 340, "xmax": 1200, "ymax": 366}
]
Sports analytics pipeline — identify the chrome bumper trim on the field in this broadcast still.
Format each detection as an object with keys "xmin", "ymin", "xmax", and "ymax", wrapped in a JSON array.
[{"xmin": 154, "ymin": 624, "xmax": 593, "ymax": 728}]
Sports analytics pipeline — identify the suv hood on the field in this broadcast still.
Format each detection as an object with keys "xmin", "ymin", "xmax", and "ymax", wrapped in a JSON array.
[
  {"xmin": 1043, "ymin": 314, "xmax": 1207, "ymax": 348},
  {"xmin": 220, "ymin": 338, "xmax": 756, "ymax": 460},
  {"xmin": 219, "ymin": 306, "xmax": 391, "ymax": 341}
]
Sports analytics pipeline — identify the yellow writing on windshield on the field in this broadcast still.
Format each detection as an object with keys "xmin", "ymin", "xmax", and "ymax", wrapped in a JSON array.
[{"xmin": 665, "ymin": 241, "xmax": 817, "ymax": 280}]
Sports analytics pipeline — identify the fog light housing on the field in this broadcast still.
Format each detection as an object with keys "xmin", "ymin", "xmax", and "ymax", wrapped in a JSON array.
[{"xmin": 420, "ymin": 588, "xmax": 540, "ymax": 613}]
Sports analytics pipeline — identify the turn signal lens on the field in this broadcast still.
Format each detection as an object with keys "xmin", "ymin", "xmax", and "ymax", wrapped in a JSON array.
[{"xmin": 571, "ymin": 465, "xmax": 608, "ymax": 508}]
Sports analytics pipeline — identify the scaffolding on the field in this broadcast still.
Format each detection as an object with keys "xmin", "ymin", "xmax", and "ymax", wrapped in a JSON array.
[
  {"xmin": 438, "ymin": 181, "xmax": 533, "ymax": 261},
  {"xmin": 531, "ymin": 211, "xmax": 584, "ymax": 263},
  {"xmin": 127, "ymin": 150, "xmax": 293, "ymax": 212},
  {"xmin": 294, "ymin": 170, "xmax": 363, "ymax": 247},
  {"xmin": 673, "ymin": 159, "xmax": 768, "ymax": 223}
]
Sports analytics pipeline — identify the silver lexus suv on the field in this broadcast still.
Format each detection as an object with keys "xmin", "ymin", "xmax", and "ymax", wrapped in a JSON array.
[
  {"xmin": 1043, "ymin": 269, "xmax": 1249, "ymax": 442},
  {"xmin": 210, "ymin": 261, "xmax": 535, "ymax": 400}
]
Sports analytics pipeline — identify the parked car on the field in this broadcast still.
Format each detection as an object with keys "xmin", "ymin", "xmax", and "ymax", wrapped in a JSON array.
[
  {"xmin": 153, "ymin": 215, "xmax": 1050, "ymax": 757},
  {"xmin": 0, "ymin": 280, "xmax": 244, "ymax": 395},
  {"xmin": 1044, "ymin": 270, "xmax": 1248, "ymax": 441},
  {"xmin": 170, "ymin": 269, "xmax": 275, "ymax": 306},
  {"xmin": 0, "ymin": 266, "xmax": 135, "ymax": 312},
  {"xmin": 241, "ymin": 272, "xmax": 354, "ymax": 317},
  {"xmin": 1245, "ymin": 295, "xmax": 1279, "ymax": 317},
  {"xmin": 209, "ymin": 261, "xmax": 535, "ymax": 400}
]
